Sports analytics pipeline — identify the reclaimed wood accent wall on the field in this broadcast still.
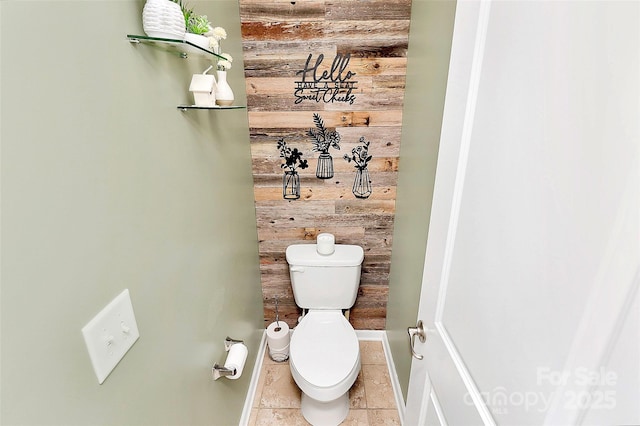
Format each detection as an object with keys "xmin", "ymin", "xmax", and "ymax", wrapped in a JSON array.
[{"xmin": 239, "ymin": 0, "xmax": 411, "ymax": 330}]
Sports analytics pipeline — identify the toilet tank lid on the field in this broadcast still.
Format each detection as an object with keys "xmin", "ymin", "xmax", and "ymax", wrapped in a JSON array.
[{"xmin": 286, "ymin": 244, "xmax": 364, "ymax": 267}]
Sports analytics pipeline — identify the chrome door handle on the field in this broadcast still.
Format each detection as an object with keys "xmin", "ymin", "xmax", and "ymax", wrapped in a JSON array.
[{"xmin": 407, "ymin": 320, "xmax": 426, "ymax": 360}]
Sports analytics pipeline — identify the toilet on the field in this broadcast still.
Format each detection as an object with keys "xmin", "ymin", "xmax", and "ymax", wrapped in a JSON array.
[{"xmin": 286, "ymin": 234, "xmax": 364, "ymax": 426}]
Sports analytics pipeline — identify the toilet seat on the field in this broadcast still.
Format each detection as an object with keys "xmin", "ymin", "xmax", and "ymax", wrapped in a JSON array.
[{"xmin": 290, "ymin": 310, "xmax": 360, "ymax": 400}]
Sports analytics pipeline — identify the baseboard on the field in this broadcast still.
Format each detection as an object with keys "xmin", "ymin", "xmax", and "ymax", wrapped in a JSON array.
[
  {"xmin": 238, "ymin": 330, "xmax": 267, "ymax": 426},
  {"xmin": 354, "ymin": 329, "xmax": 385, "ymax": 340},
  {"xmin": 381, "ymin": 331, "xmax": 406, "ymax": 425},
  {"xmin": 240, "ymin": 329, "xmax": 406, "ymax": 426}
]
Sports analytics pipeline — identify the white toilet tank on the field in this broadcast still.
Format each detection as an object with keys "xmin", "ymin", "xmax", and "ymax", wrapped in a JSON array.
[{"xmin": 286, "ymin": 243, "xmax": 364, "ymax": 309}]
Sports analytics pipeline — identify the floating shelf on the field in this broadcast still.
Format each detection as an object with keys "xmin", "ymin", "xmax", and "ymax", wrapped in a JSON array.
[
  {"xmin": 177, "ymin": 105, "xmax": 246, "ymax": 111},
  {"xmin": 127, "ymin": 34, "xmax": 226, "ymax": 60},
  {"xmin": 127, "ymin": 34, "xmax": 247, "ymax": 110}
]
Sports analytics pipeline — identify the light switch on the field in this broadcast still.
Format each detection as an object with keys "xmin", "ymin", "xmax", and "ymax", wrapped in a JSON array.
[{"xmin": 82, "ymin": 289, "xmax": 140, "ymax": 384}]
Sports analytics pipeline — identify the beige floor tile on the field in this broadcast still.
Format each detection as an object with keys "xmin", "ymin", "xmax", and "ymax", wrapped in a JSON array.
[
  {"xmin": 362, "ymin": 365, "xmax": 396, "ymax": 409},
  {"xmin": 341, "ymin": 409, "xmax": 369, "ymax": 425},
  {"xmin": 260, "ymin": 364, "xmax": 301, "ymax": 408},
  {"xmin": 247, "ymin": 408, "xmax": 259, "ymax": 426},
  {"xmin": 252, "ymin": 339, "xmax": 402, "ymax": 424},
  {"xmin": 367, "ymin": 409, "xmax": 402, "ymax": 425},
  {"xmin": 254, "ymin": 349, "xmax": 291, "ymax": 408},
  {"xmin": 359, "ymin": 341, "xmax": 386, "ymax": 365},
  {"xmin": 254, "ymin": 408, "xmax": 310, "ymax": 426},
  {"xmin": 348, "ymin": 371, "xmax": 367, "ymax": 409},
  {"xmin": 253, "ymin": 359, "xmax": 267, "ymax": 408}
]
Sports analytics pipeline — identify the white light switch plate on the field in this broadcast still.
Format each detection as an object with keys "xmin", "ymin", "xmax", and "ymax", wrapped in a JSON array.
[{"xmin": 82, "ymin": 289, "xmax": 140, "ymax": 384}]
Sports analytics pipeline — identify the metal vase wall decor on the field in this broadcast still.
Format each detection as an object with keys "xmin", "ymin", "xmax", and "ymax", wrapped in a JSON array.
[
  {"xmin": 278, "ymin": 138, "xmax": 308, "ymax": 200},
  {"xmin": 344, "ymin": 137, "xmax": 373, "ymax": 199},
  {"xmin": 283, "ymin": 170, "xmax": 300, "ymax": 200},
  {"xmin": 308, "ymin": 113, "xmax": 341, "ymax": 179}
]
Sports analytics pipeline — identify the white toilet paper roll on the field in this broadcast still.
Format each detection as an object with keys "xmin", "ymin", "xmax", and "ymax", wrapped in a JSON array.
[
  {"xmin": 224, "ymin": 343, "xmax": 248, "ymax": 380},
  {"xmin": 316, "ymin": 233, "xmax": 335, "ymax": 255},
  {"xmin": 267, "ymin": 321, "xmax": 290, "ymax": 351}
]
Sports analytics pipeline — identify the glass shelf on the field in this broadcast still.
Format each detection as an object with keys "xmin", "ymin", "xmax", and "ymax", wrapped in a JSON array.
[
  {"xmin": 177, "ymin": 105, "xmax": 246, "ymax": 111},
  {"xmin": 128, "ymin": 34, "xmax": 246, "ymax": 110},
  {"xmin": 127, "ymin": 34, "xmax": 226, "ymax": 60}
]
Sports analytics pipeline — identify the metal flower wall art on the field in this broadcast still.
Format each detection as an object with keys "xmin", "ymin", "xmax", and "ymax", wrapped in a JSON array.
[
  {"xmin": 307, "ymin": 113, "xmax": 341, "ymax": 179},
  {"xmin": 344, "ymin": 137, "xmax": 373, "ymax": 199},
  {"xmin": 277, "ymin": 138, "xmax": 308, "ymax": 200}
]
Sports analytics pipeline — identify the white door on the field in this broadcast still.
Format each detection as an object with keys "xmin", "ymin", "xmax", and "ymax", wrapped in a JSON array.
[{"xmin": 404, "ymin": 1, "xmax": 639, "ymax": 425}]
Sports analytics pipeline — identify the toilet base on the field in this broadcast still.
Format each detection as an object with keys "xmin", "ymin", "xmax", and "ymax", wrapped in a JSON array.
[{"xmin": 300, "ymin": 392, "xmax": 349, "ymax": 426}]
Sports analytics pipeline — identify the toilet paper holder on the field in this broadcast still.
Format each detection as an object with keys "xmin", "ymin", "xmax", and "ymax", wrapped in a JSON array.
[{"xmin": 212, "ymin": 336, "xmax": 244, "ymax": 380}]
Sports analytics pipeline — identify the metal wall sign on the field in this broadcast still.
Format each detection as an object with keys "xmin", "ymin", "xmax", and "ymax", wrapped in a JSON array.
[{"xmin": 294, "ymin": 54, "xmax": 358, "ymax": 105}]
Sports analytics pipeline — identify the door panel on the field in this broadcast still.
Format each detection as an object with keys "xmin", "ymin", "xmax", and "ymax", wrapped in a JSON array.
[
  {"xmin": 405, "ymin": 1, "xmax": 639, "ymax": 425},
  {"xmin": 425, "ymin": 389, "xmax": 447, "ymax": 426}
]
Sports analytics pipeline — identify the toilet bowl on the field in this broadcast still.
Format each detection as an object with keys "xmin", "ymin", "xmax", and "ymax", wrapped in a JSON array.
[
  {"xmin": 289, "ymin": 310, "xmax": 360, "ymax": 425},
  {"xmin": 286, "ymin": 236, "xmax": 364, "ymax": 425}
]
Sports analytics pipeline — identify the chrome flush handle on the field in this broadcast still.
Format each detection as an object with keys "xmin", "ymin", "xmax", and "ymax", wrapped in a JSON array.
[{"xmin": 407, "ymin": 320, "xmax": 427, "ymax": 360}]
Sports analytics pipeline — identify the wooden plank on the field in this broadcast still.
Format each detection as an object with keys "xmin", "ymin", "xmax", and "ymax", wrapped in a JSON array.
[
  {"xmin": 253, "ymin": 186, "xmax": 397, "ymax": 202},
  {"xmin": 249, "ymin": 128, "xmax": 310, "ymax": 145},
  {"xmin": 325, "ymin": 20, "xmax": 410, "ymax": 41},
  {"xmin": 326, "ymin": 0, "xmax": 412, "ymax": 21},
  {"xmin": 251, "ymin": 156, "xmax": 399, "ymax": 174},
  {"xmin": 255, "ymin": 199, "xmax": 336, "ymax": 212},
  {"xmin": 257, "ymin": 233, "xmax": 390, "ymax": 254},
  {"xmin": 248, "ymin": 110, "xmax": 403, "ymax": 128},
  {"xmin": 241, "ymin": 22, "xmax": 324, "ymax": 41},
  {"xmin": 243, "ymin": 20, "xmax": 410, "ymax": 42},
  {"xmin": 262, "ymin": 303, "xmax": 299, "ymax": 329},
  {"xmin": 243, "ymin": 59, "xmax": 327, "ymax": 79},
  {"xmin": 257, "ymin": 226, "xmax": 366, "ymax": 242},
  {"xmin": 258, "ymin": 232, "xmax": 373, "ymax": 249},
  {"xmin": 351, "ymin": 301, "xmax": 388, "ymax": 316},
  {"xmin": 242, "ymin": 41, "xmax": 337, "ymax": 61},
  {"xmin": 246, "ymin": 96, "xmax": 316, "ymax": 112},
  {"xmin": 247, "ymin": 77, "xmax": 312, "ymax": 95},
  {"xmin": 240, "ymin": 0, "xmax": 325, "ymax": 23},
  {"xmin": 255, "ymin": 211, "xmax": 396, "ymax": 228},
  {"xmin": 348, "ymin": 57, "xmax": 408, "ymax": 76},
  {"xmin": 252, "ymin": 172, "xmax": 399, "ymax": 187},
  {"xmin": 350, "ymin": 317, "xmax": 386, "ymax": 330},
  {"xmin": 335, "ymin": 199, "xmax": 396, "ymax": 215}
]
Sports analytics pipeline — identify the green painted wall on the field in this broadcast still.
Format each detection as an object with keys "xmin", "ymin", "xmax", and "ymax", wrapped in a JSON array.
[
  {"xmin": 0, "ymin": 1, "xmax": 263, "ymax": 425},
  {"xmin": 387, "ymin": 0, "xmax": 457, "ymax": 402}
]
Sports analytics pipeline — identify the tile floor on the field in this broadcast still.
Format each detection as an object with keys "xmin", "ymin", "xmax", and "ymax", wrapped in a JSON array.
[{"xmin": 248, "ymin": 340, "xmax": 401, "ymax": 425}]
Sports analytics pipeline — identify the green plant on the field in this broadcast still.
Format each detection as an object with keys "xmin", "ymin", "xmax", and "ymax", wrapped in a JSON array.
[
  {"xmin": 187, "ymin": 14, "xmax": 210, "ymax": 35},
  {"xmin": 172, "ymin": 0, "xmax": 211, "ymax": 34}
]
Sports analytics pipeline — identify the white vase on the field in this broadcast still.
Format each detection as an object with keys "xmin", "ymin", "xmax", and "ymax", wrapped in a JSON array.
[
  {"xmin": 215, "ymin": 70, "xmax": 234, "ymax": 106},
  {"xmin": 142, "ymin": 0, "xmax": 185, "ymax": 39}
]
